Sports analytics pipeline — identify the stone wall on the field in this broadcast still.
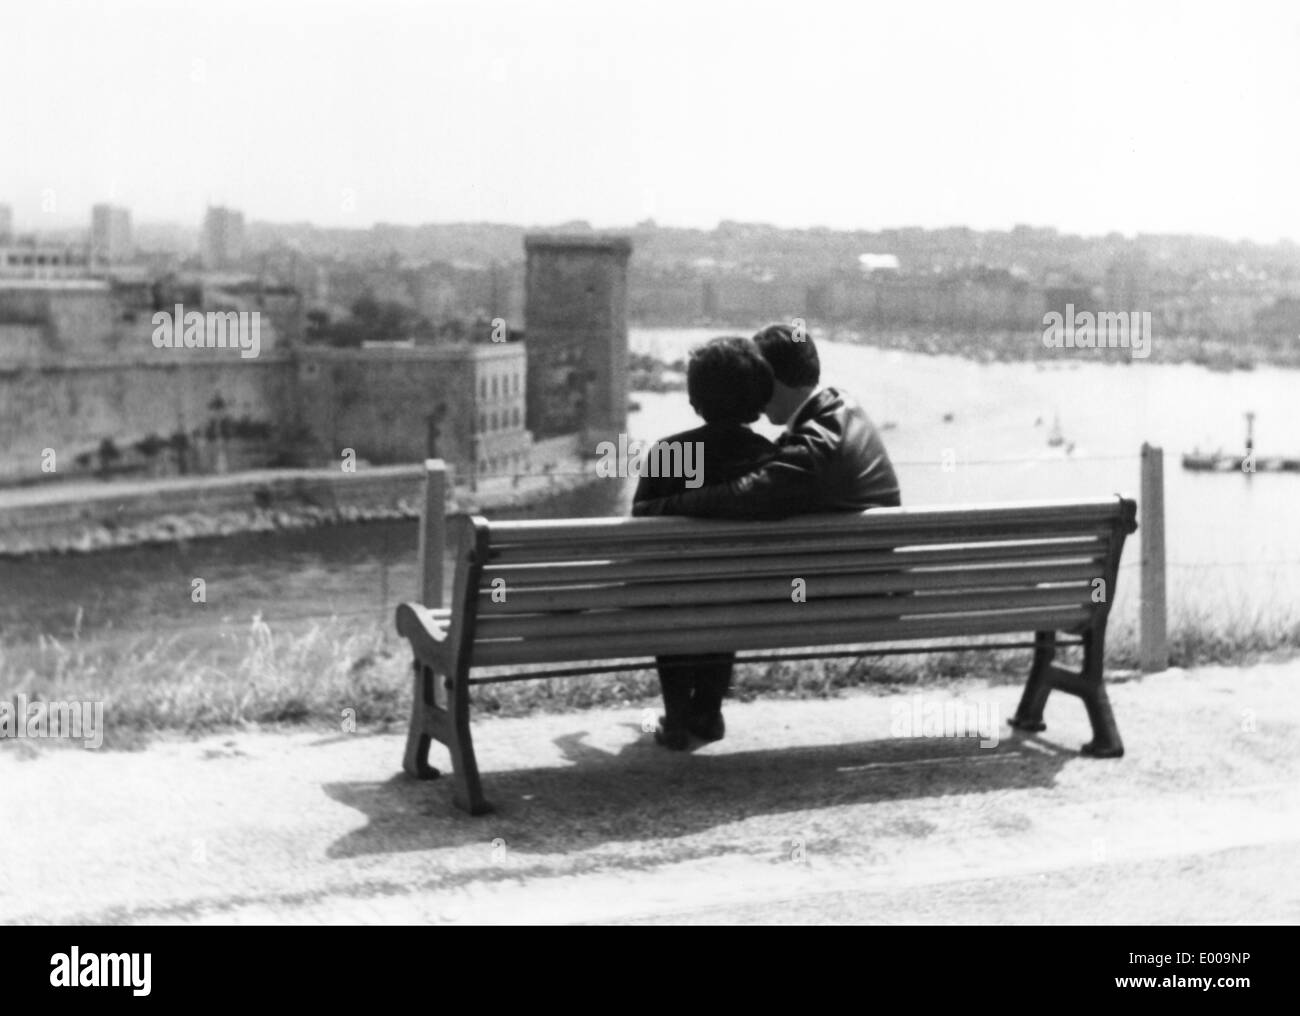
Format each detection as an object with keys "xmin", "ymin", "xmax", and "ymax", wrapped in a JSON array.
[
  {"xmin": 0, "ymin": 353, "xmax": 295, "ymax": 483},
  {"xmin": 293, "ymin": 346, "xmax": 475, "ymax": 470},
  {"xmin": 0, "ymin": 281, "xmax": 117, "ymax": 359},
  {"xmin": 0, "ymin": 343, "xmax": 533, "ymax": 486}
]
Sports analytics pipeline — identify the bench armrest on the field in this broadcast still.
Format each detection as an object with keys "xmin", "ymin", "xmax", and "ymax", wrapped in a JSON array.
[{"xmin": 395, "ymin": 602, "xmax": 453, "ymax": 663}]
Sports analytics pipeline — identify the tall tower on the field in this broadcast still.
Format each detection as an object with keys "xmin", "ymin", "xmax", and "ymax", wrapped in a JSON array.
[
  {"xmin": 90, "ymin": 204, "xmax": 133, "ymax": 264},
  {"xmin": 202, "ymin": 206, "xmax": 245, "ymax": 269},
  {"xmin": 523, "ymin": 234, "xmax": 631, "ymax": 446}
]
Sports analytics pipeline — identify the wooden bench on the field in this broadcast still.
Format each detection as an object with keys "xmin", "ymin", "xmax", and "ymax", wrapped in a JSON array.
[{"xmin": 395, "ymin": 484, "xmax": 1138, "ymax": 815}]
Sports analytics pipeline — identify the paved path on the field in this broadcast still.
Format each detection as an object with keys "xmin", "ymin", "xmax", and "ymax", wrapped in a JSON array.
[{"xmin": 3, "ymin": 660, "xmax": 1298, "ymax": 924}]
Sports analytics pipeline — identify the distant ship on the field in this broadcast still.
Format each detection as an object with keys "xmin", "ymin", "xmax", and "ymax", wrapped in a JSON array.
[
  {"xmin": 1183, "ymin": 451, "xmax": 1300, "ymax": 472},
  {"xmin": 1182, "ymin": 452, "xmax": 1247, "ymax": 472},
  {"xmin": 1183, "ymin": 412, "xmax": 1300, "ymax": 472}
]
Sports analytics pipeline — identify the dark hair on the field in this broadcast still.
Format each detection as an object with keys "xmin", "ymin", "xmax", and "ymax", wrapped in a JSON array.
[
  {"xmin": 687, "ymin": 336, "xmax": 774, "ymax": 424},
  {"xmin": 753, "ymin": 323, "xmax": 820, "ymax": 387}
]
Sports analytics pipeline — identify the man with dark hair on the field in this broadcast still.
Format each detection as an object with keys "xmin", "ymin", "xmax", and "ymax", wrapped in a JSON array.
[
  {"xmin": 633, "ymin": 336, "xmax": 777, "ymax": 749},
  {"xmin": 633, "ymin": 323, "xmax": 901, "ymax": 519}
]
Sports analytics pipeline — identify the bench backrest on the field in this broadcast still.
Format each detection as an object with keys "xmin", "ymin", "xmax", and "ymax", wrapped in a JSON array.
[{"xmin": 447, "ymin": 496, "xmax": 1137, "ymax": 668}]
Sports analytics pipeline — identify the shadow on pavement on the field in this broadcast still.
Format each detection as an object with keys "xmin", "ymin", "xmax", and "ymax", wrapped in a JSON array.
[{"xmin": 322, "ymin": 723, "xmax": 1075, "ymax": 860}]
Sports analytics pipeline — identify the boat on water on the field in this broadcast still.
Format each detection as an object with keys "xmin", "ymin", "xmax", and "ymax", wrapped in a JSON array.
[
  {"xmin": 1047, "ymin": 413, "xmax": 1065, "ymax": 448},
  {"xmin": 1183, "ymin": 452, "xmax": 1246, "ymax": 471},
  {"xmin": 1183, "ymin": 452, "xmax": 1300, "ymax": 472},
  {"xmin": 1183, "ymin": 412, "xmax": 1300, "ymax": 472}
]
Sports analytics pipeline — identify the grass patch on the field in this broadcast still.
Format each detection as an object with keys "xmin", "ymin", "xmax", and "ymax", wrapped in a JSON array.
[
  {"xmin": 0, "ymin": 616, "xmax": 409, "ymax": 748},
  {"xmin": 2, "ymin": 601, "xmax": 1299, "ymax": 748}
]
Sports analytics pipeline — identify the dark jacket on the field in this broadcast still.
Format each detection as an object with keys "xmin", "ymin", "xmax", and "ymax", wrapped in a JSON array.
[
  {"xmin": 632, "ymin": 387, "xmax": 900, "ymax": 519},
  {"xmin": 632, "ymin": 422, "xmax": 777, "ymax": 506}
]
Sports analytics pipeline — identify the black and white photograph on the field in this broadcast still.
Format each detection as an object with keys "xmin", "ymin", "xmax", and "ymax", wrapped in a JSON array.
[{"xmin": 0, "ymin": 0, "xmax": 1295, "ymax": 961}]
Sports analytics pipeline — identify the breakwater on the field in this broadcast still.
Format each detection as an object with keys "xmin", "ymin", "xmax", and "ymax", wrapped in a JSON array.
[{"xmin": 0, "ymin": 458, "xmax": 600, "ymax": 557}]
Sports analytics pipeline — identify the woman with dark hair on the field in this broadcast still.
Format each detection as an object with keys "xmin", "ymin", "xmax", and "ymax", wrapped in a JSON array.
[{"xmin": 633, "ymin": 336, "xmax": 777, "ymax": 749}]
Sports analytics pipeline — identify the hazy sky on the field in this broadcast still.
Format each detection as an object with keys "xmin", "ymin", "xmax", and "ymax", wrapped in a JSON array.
[{"xmin": 4, "ymin": 0, "xmax": 1299, "ymax": 241}]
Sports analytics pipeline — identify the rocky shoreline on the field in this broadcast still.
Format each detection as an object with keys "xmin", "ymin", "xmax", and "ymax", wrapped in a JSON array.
[{"xmin": 0, "ymin": 466, "xmax": 601, "ymax": 558}]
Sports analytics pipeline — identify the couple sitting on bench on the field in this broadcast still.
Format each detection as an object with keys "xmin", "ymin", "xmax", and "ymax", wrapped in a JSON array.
[{"xmin": 632, "ymin": 324, "xmax": 902, "ymax": 750}]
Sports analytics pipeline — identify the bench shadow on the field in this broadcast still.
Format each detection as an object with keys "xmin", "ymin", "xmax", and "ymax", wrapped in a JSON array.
[{"xmin": 322, "ymin": 723, "xmax": 1075, "ymax": 860}]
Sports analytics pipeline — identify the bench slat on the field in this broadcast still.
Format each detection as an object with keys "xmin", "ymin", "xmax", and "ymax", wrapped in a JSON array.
[
  {"xmin": 469, "ymin": 604, "xmax": 1095, "ymax": 667},
  {"xmin": 475, "ymin": 578, "xmax": 1096, "ymax": 640},
  {"xmin": 481, "ymin": 538, "xmax": 1108, "ymax": 585},
  {"xmin": 486, "ymin": 523, "xmax": 1120, "ymax": 565},
  {"xmin": 483, "ymin": 498, "xmax": 1130, "ymax": 546},
  {"xmin": 475, "ymin": 560, "xmax": 1102, "ymax": 614}
]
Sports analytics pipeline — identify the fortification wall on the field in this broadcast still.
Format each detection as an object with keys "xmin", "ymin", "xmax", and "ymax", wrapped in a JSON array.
[{"xmin": 0, "ymin": 354, "xmax": 295, "ymax": 482}]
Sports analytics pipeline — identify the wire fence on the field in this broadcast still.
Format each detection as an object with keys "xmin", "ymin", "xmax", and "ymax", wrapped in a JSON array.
[
  {"xmin": 471, "ymin": 450, "xmax": 1148, "ymax": 479},
  {"xmin": 6, "ymin": 446, "xmax": 1299, "ymax": 650}
]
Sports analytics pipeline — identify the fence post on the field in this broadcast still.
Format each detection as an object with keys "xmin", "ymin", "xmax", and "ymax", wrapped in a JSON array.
[
  {"xmin": 418, "ymin": 459, "xmax": 449, "ymax": 608},
  {"xmin": 1139, "ymin": 443, "xmax": 1168, "ymax": 672}
]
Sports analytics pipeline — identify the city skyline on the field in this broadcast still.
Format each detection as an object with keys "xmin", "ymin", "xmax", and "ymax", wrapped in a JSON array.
[
  {"xmin": 10, "ymin": 204, "xmax": 1300, "ymax": 249},
  {"xmin": 4, "ymin": 0, "xmax": 1298, "ymax": 244}
]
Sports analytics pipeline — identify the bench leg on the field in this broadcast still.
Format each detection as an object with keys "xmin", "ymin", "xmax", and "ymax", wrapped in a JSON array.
[
  {"xmin": 403, "ymin": 660, "xmax": 441, "ymax": 780},
  {"xmin": 446, "ymin": 662, "xmax": 492, "ymax": 816},
  {"xmin": 1008, "ymin": 628, "xmax": 1125, "ymax": 758},
  {"xmin": 402, "ymin": 656, "xmax": 492, "ymax": 814},
  {"xmin": 1078, "ymin": 627, "xmax": 1124, "ymax": 759},
  {"xmin": 1009, "ymin": 630, "xmax": 1055, "ymax": 733}
]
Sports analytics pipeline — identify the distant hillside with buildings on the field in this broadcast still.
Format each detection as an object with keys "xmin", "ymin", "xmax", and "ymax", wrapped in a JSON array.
[
  {"xmin": 11, "ymin": 203, "xmax": 1296, "ymax": 357},
  {"xmin": 238, "ymin": 217, "xmax": 1300, "ymax": 361}
]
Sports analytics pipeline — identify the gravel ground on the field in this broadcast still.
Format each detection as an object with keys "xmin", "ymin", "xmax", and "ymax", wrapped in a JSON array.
[{"xmin": 2, "ymin": 659, "xmax": 1298, "ymax": 925}]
